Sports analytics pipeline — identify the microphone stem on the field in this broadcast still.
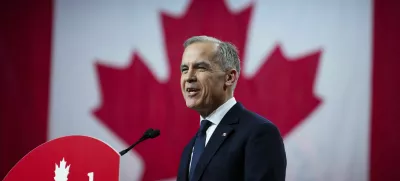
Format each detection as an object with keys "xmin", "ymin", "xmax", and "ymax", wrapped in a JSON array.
[{"xmin": 119, "ymin": 137, "xmax": 147, "ymax": 156}]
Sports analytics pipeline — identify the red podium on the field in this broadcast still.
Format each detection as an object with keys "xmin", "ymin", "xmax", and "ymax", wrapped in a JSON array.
[{"xmin": 3, "ymin": 135, "xmax": 120, "ymax": 181}]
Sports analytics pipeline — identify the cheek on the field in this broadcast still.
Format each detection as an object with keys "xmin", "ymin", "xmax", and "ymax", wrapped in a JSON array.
[
  {"xmin": 180, "ymin": 77, "xmax": 185, "ymax": 89},
  {"xmin": 199, "ymin": 74, "xmax": 223, "ymax": 96},
  {"xmin": 203, "ymin": 78, "xmax": 217, "ymax": 95},
  {"xmin": 209, "ymin": 76, "xmax": 225, "ymax": 93}
]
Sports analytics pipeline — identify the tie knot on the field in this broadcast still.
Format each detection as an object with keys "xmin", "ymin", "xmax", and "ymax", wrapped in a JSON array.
[{"xmin": 199, "ymin": 120, "xmax": 212, "ymax": 134}]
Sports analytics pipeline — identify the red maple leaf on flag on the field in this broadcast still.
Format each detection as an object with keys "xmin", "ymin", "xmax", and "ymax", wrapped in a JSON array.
[{"xmin": 93, "ymin": 0, "xmax": 322, "ymax": 181}]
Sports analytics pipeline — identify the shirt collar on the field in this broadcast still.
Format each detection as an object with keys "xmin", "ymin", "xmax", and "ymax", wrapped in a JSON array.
[{"xmin": 200, "ymin": 97, "xmax": 237, "ymax": 126}]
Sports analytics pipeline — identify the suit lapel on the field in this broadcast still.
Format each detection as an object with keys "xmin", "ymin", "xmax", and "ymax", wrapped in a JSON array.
[
  {"xmin": 179, "ymin": 137, "xmax": 195, "ymax": 181},
  {"xmin": 191, "ymin": 102, "xmax": 243, "ymax": 181},
  {"xmin": 191, "ymin": 125, "xmax": 233, "ymax": 181}
]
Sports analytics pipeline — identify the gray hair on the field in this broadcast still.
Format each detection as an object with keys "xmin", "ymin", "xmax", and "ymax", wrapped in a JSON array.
[{"xmin": 183, "ymin": 35, "xmax": 241, "ymax": 79}]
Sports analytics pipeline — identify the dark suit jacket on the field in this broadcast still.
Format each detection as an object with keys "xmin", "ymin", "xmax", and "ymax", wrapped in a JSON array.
[{"xmin": 177, "ymin": 102, "xmax": 287, "ymax": 181}]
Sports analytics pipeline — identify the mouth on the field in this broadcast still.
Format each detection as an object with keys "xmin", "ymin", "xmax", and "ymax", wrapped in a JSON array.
[{"xmin": 186, "ymin": 88, "xmax": 200, "ymax": 97}]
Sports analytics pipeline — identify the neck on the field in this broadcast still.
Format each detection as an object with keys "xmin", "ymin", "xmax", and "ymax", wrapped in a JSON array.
[{"xmin": 199, "ymin": 94, "xmax": 233, "ymax": 118}]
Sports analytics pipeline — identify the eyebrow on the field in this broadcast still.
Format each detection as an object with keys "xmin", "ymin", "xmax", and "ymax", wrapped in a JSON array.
[
  {"xmin": 194, "ymin": 61, "xmax": 211, "ymax": 68},
  {"xmin": 180, "ymin": 64, "xmax": 187, "ymax": 71},
  {"xmin": 180, "ymin": 61, "xmax": 211, "ymax": 70}
]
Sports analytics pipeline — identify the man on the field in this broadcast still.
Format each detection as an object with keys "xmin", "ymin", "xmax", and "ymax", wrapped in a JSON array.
[{"xmin": 177, "ymin": 35, "xmax": 287, "ymax": 181}]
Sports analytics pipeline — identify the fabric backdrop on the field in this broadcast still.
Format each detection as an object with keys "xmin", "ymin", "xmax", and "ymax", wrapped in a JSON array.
[{"xmin": 1, "ymin": 0, "xmax": 399, "ymax": 181}]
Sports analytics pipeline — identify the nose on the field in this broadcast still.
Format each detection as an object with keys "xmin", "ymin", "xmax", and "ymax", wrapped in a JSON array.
[
  {"xmin": 187, "ymin": 75, "xmax": 196, "ymax": 83},
  {"xmin": 184, "ymin": 69, "xmax": 197, "ymax": 83}
]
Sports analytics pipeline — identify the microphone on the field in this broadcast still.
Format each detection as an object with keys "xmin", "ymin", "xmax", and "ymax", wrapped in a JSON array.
[{"xmin": 119, "ymin": 128, "xmax": 160, "ymax": 156}]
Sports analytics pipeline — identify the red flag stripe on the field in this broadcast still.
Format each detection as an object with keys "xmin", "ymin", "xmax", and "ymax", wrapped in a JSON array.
[
  {"xmin": 370, "ymin": 0, "xmax": 400, "ymax": 180},
  {"xmin": 0, "ymin": 0, "xmax": 52, "ymax": 179}
]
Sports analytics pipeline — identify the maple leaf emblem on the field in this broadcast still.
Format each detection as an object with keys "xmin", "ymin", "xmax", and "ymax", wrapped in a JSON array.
[
  {"xmin": 54, "ymin": 158, "xmax": 70, "ymax": 181},
  {"xmin": 93, "ymin": 0, "xmax": 322, "ymax": 180}
]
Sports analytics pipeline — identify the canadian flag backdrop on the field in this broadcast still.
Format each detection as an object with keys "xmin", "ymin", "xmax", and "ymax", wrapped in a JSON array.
[{"xmin": 1, "ymin": 0, "xmax": 399, "ymax": 181}]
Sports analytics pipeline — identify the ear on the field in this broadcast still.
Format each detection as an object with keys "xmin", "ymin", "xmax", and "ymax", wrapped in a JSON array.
[{"xmin": 225, "ymin": 69, "xmax": 238, "ymax": 86}]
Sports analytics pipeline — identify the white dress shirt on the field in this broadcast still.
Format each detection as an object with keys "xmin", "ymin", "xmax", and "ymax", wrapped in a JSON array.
[{"xmin": 189, "ymin": 97, "xmax": 237, "ymax": 171}]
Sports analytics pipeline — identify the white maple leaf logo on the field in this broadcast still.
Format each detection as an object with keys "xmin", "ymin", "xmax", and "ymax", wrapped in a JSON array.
[{"xmin": 54, "ymin": 158, "xmax": 70, "ymax": 181}]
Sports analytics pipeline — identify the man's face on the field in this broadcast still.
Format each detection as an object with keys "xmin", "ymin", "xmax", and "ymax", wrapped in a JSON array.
[{"xmin": 180, "ymin": 42, "xmax": 227, "ymax": 111}]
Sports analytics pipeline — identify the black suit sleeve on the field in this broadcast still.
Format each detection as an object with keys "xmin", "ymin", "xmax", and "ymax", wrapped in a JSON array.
[{"xmin": 244, "ymin": 122, "xmax": 287, "ymax": 181}]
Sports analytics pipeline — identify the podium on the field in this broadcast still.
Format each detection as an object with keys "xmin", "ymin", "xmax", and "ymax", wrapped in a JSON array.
[{"xmin": 2, "ymin": 135, "xmax": 120, "ymax": 181}]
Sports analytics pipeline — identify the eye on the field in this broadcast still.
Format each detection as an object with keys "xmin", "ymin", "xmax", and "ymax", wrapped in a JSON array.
[{"xmin": 181, "ymin": 68, "xmax": 188, "ymax": 73}]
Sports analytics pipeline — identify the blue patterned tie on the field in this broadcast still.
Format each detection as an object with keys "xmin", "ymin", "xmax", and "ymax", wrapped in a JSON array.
[{"xmin": 189, "ymin": 119, "xmax": 212, "ymax": 180}]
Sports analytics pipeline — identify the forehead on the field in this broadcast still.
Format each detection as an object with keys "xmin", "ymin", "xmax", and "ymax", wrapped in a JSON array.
[{"xmin": 181, "ymin": 42, "xmax": 218, "ymax": 64}]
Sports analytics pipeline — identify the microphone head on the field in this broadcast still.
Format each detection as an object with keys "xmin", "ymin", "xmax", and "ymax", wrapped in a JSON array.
[
  {"xmin": 143, "ymin": 128, "xmax": 160, "ymax": 139},
  {"xmin": 149, "ymin": 129, "xmax": 160, "ymax": 138},
  {"xmin": 143, "ymin": 128, "xmax": 154, "ymax": 138}
]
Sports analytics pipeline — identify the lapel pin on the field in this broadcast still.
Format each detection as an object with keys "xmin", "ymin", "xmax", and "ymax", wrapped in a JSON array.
[{"xmin": 222, "ymin": 133, "xmax": 227, "ymax": 137}]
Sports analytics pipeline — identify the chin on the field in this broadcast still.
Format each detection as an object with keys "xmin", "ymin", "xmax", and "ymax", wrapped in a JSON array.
[
  {"xmin": 185, "ymin": 100, "xmax": 201, "ymax": 110},
  {"xmin": 186, "ymin": 103, "xmax": 197, "ymax": 109}
]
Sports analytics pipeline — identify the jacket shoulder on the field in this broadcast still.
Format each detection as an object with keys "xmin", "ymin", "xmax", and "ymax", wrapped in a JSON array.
[
  {"xmin": 240, "ymin": 107, "xmax": 275, "ymax": 126},
  {"xmin": 238, "ymin": 106, "xmax": 282, "ymax": 136}
]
